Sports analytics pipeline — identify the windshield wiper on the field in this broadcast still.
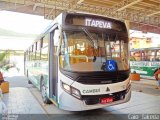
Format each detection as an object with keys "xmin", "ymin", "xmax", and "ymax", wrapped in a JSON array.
[
  {"xmin": 82, "ymin": 27, "xmax": 97, "ymax": 49},
  {"xmin": 82, "ymin": 27, "xmax": 98, "ymax": 62}
]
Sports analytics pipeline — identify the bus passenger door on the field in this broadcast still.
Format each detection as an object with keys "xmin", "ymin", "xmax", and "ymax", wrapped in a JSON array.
[{"xmin": 49, "ymin": 26, "xmax": 59, "ymax": 101}]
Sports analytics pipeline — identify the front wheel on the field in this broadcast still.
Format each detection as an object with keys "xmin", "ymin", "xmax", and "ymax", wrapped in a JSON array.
[
  {"xmin": 27, "ymin": 70, "xmax": 32, "ymax": 84},
  {"xmin": 28, "ymin": 80, "xmax": 32, "ymax": 84},
  {"xmin": 41, "ymin": 79, "xmax": 51, "ymax": 104}
]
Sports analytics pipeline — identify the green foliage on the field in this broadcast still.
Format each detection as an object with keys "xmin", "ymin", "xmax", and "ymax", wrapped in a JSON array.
[
  {"xmin": 0, "ymin": 50, "xmax": 13, "ymax": 71},
  {"xmin": 0, "ymin": 51, "xmax": 7, "ymax": 62}
]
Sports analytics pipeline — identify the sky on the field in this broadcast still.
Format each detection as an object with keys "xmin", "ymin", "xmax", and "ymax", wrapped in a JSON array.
[
  {"xmin": 0, "ymin": 11, "xmax": 52, "ymax": 34},
  {"xmin": 0, "ymin": 10, "xmax": 52, "ymax": 50}
]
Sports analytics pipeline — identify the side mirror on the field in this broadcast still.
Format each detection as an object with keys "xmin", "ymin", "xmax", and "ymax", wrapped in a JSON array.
[
  {"xmin": 54, "ymin": 30, "xmax": 60, "ymax": 46},
  {"xmin": 59, "ymin": 50, "xmax": 65, "ymax": 55}
]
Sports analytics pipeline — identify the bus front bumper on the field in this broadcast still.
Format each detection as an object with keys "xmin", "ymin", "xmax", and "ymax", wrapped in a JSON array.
[{"xmin": 58, "ymin": 87, "xmax": 131, "ymax": 111}]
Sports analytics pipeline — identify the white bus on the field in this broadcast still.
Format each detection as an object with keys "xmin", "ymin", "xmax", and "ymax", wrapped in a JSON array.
[{"xmin": 24, "ymin": 12, "xmax": 131, "ymax": 111}]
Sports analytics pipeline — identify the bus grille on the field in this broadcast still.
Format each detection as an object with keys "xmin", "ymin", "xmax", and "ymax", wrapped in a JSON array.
[
  {"xmin": 77, "ymin": 74, "xmax": 128, "ymax": 84},
  {"xmin": 77, "ymin": 76, "xmax": 117, "ymax": 84},
  {"xmin": 60, "ymin": 69, "xmax": 130, "ymax": 85}
]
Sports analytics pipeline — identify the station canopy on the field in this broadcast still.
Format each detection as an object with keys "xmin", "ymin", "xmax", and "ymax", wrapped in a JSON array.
[
  {"xmin": 0, "ymin": 0, "xmax": 160, "ymax": 50},
  {"xmin": 0, "ymin": 0, "xmax": 160, "ymax": 33}
]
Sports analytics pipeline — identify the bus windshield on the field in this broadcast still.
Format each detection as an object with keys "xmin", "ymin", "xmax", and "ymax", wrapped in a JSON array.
[{"xmin": 60, "ymin": 29, "xmax": 129, "ymax": 72}]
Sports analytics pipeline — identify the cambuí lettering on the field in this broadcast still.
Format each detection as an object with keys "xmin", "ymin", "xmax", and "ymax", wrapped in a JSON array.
[{"xmin": 82, "ymin": 88, "xmax": 100, "ymax": 94}]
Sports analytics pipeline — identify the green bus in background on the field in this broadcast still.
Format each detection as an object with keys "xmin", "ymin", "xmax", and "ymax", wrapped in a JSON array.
[{"xmin": 130, "ymin": 47, "xmax": 160, "ymax": 79}]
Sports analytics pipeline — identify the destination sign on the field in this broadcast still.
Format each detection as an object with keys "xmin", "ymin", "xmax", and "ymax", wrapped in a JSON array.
[
  {"xmin": 85, "ymin": 18, "xmax": 112, "ymax": 29},
  {"xmin": 65, "ymin": 14, "xmax": 125, "ymax": 31}
]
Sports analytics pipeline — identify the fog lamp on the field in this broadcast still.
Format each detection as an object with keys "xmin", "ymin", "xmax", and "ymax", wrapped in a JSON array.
[{"xmin": 71, "ymin": 87, "xmax": 81, "ymax": 99}]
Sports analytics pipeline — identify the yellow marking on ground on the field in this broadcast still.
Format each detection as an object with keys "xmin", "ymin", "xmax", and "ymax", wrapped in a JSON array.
[{"xmin": 49, "ymin": 98, "xmax": 58, "ymax": 107}]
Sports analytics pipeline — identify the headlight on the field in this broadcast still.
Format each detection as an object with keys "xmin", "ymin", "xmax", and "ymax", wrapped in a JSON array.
[
  {"xmin": 62, "ymin": 82, "xmax": 71, "ymax": 93},
  {"xmin": 61, "ymin": 81, "xmax": 81, "ymax": 99},
  {"xmin": 71, "ymin": 87, "xmax": 81, "ymax": 99}
]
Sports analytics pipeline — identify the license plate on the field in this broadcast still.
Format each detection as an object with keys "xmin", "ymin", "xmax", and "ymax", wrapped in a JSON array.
[{"xmin": 100, "ymin": 97, "xmax": 113, "ymax": 104}]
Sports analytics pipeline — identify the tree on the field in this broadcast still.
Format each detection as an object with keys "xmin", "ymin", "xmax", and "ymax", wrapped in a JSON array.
[{"xmin": 0, "ymin": 50, "xmax": 15, "ymax": 71}]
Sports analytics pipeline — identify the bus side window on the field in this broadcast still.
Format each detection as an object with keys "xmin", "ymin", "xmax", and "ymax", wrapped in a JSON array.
[
  {"xmin": 31, "ymin": 44, "xmax": 34, "ymax": 61},
  {"xmin": 35, "ymin": 42, "xmax": 37, "ymax": 60},
  {"xmin": 43, "ymin": 35, "xmax": 49, "ymax": 48},
  {"xmin": 36, "ymin": 40, "xmax": 41, "ymax": 60},
  {"xmin": 41, "ymin": 35, "xmax": 49, "ymax": 61},
  {"xmin": 41, "ymin": 47, "xmax": 48, "ymax": 61}
]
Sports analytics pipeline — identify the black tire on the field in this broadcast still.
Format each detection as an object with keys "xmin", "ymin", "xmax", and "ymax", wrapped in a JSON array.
[
  {"xmin": 28, "ymin": 80, "xmax": 32, "ymax": 84},
  {"xmin": 40, "ymin": 77, "xmax": 52, "ymax": 104},
  {"xmin": 27, "ymin": 70, "xmax": 32, "ymax": 84}
]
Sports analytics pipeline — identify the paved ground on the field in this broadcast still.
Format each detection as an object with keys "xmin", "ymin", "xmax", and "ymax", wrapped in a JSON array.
[
  {"xmin": 131, "ymin": 80, "xmax": 160, "ymax": 96},
  {"xmin": 133, "ymin": 78, "xmax": 157, "ymax": 86},
  {"xmin": 5, "ymin": 76, "xmax": 31, "ymax": 88},
  {"xmin": 1, "ymin": 75, "xmax": 160, "ymax": 119},
  {"xmin": 2, "ymin": 76, "xmax": 46, "ymax": 114},
  {"xmin": 3, "ymin": 87, "xmax": 45, "ymax": 114}
]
